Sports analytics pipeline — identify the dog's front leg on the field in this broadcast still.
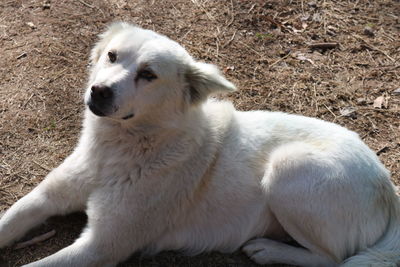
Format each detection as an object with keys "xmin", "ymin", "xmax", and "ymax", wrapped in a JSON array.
[
  {"xmin": 22, "ymin": 222, "xmax": 136, "ymax": 267},
  {"xmin": 0, "ymin": 155, "xmax": 90, "ymax": 248},
  {"xmin": 23, "ymin": 180, "xmax": 179, "ymax": 266},
  {"xmin": 22, "ymin": 228, "xmax": 117, "ymax": 267}
]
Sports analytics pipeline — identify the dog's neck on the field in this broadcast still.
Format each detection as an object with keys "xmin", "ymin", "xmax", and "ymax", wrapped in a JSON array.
[{"xmin": 81, "ymin": 106, "xmax": 209, "ymax": 153}]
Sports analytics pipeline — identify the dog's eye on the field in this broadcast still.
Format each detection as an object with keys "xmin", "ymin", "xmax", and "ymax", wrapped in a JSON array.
[
  {"xmin": 108, "ymin": 51, "xmax": 117, "ymax": 63},
  {"xmin": 136, "ymin": 69, "xmax": 157, "ymax": 82}
]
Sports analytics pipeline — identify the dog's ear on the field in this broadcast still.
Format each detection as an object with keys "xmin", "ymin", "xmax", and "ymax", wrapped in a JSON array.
[
  {"xmin": 185, "ymin": 62, "xmax": 236, "ymax": 104},
  {"xmin": 90, "ymin": 22, "xmax": 130, "ymax": 65}
]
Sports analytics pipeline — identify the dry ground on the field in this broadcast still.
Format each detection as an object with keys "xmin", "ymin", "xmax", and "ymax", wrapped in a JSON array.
[{"xmin": 0, "ymin": 0, "xmax": 399, "ymax": 266}]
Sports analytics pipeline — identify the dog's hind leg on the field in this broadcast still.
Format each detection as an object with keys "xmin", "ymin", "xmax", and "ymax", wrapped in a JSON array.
[
  {"xmin": 243, "ymin": 238, "xmax": 337, "ymax": 267},
  {"xmin": 250, "ymin": 142, "xmax": 390, "ymax": 267},
  {"xmin": 0, "ymin": 155, "xmax": 90, "ymax": 248}
]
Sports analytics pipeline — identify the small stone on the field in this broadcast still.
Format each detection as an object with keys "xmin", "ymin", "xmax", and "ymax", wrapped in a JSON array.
[
  {"xmin": 340, "ymin": 107, "xmax": 357, "ymax": 119},
  {"xmin": 392, "ymin": 88, "xmax": 400, "ymax": 95},
  {"xmin": 26, "ymin": 22, "xmax": 36, "ymax": 29},
  {"xmin": 279, "ymin": 49, "xmax": 291, "ymax": 57},
  {"xmin": 356, "ymin": 97, "xmax": 367, "ymax": 105},
  {"xmin": 312, "ymin": 13, "xmax": 322, "ymax": 22},
  {"xmin": 308, "ymin": 1, "xmax": 317, "ymax": 8},
  {"xmin": 363, "ymin": 26, "xmax": 374, "ymax": 37},
  {"xmin": 42, "ymin": 0, "xmax": 51, "ymax": 9}
]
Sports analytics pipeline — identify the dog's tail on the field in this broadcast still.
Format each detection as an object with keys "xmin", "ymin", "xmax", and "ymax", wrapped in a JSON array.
[{"xmin": 341, "ymin": 187, "xmax": 400, "ymax": 267}]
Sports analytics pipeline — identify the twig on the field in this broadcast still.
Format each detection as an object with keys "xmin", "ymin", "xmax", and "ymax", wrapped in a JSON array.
[
  {"xmin": 76, "ymin": 0, "xmax": 94, "ymax": 8},
  {"xmin": 32, "ymin": 160, "xmax": 52, "ymax": 172},
  {"xmin": 214, "ymin": 27, "xmax": 220, "ymax": 58},
  {"xmin": 0, "ymin": 182, "xmax": 17, "ymax": 190},
  {"xmin": 301, "ymin": 0, "xmax": 304, "ymax": 14},
  {"xmin": 179, "ymin": 29, "xmax": 192, "ymax": 41},
  {"xmin": 222, "ymin": 30, "xmax": 237, "ymax": 48},
  {"xmin": 269, "ymin": 52, "xmax": 291, "ymax": 68},
  {"xmin": 247, "ymin": 3, "xmax": 256, "ymax": 14},
  {"xmin": 380, "ymin": 30, "xmax": 395, "ymax": 42},
  {"xmin": 190, "ymin": 0, "xmax": 214, "ymax": 21},
  {"xmin": 16, "ymin": 52, "xmax": 27, "ymax": 59},
  {"xmin": 323, "ymin": 104, "xmax": 337, "ymax": 121},
  {"xmin": 56, "ymin": 113, "xmax": 74, "ymax": 123},
  {"xmin": 308, "ymin": 42, "xmax": 339, "ymax": 50},
  {"xmin": 352, "ymin": 34, "xmax": 395, "ymax": 62},
  {"xmin": 237, "ymin": 40, "xmax": 264, "ymax": 57},
  {"xmin": 14, "ymin": 230, "xmax": 56, "ymax": 249},
  {"xmin": 22, "ymin": 93, "xmax": 35, "ymax": 108},
  {"xmin": 376, "ymin": 145, "xmax": 389, "ymax": 156},
  {"xmin": 358, "ymin": 107, "xmax": 400, "ymax": 113},
  {"xmin": 226, "ymin": 0, "xmax": 235, "ymax": 28},
  {"xmin": 5, "ymin": 43, "xmax": 27, "ymax": 51}
]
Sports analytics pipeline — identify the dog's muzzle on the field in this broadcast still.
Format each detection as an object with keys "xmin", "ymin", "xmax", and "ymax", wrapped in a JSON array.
[{"xmin": 87, "ymin": 85, "xmax": 114, "ymax": 117}]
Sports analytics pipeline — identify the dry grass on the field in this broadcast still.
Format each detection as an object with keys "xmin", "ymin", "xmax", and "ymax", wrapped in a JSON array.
[{"xmin": 0, "ymin": 0, "xmax": 399, "ymax": 266}]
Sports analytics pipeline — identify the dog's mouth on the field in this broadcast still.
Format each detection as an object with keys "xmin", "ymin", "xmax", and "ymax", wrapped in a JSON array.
[
  {"xmin": 122, "ymin": 113, "xmax": 134, "ymax": 120},
  {"xmin": 86, "ymin": 99, "xmax": 133, "ymax": 120},
  {"xmin": 87, "ymin": 102, "xmax": 133, "ymax": 120},
  {"xmin": 88, "ymin": 102, "xmax": 106, "ymax": 117}
]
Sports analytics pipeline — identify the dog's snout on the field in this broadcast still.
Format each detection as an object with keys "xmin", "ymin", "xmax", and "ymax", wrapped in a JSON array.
[
  {"xmin": 91, "ymin": 85, "xmax": 113, "ymax": 100},
  {"xmin": 88, "ymin": 85, "xmax": 114, "ymax": 117}
]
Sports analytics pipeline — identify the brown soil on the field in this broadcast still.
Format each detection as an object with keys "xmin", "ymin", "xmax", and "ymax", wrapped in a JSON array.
[{"xmin": 0, "ymin": 0, "xmax": 399, "ymax": 266}]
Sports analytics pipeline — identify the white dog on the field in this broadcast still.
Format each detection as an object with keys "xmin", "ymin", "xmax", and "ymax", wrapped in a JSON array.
[{"xmin": 1, "ymin": 22, "xmax": 399, "ymax": 267}]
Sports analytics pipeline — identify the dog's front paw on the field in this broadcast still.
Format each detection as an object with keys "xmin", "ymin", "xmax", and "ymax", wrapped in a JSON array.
[
  {"xmin": 0, "ymin": 211, "xmax": 7, "ymax": 248},
  {"xmin": 0, "ymin": 210, "xmax": 15, "ymax": 248},
  {"xmin": 242, "ymin": 238, "xmax": 284, "ymax": 265}
]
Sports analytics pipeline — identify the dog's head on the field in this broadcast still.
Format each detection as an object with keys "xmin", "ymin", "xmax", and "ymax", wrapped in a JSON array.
[{"xmin": 85, "ymin": 22, "xmax": 236, "ymax": 122}]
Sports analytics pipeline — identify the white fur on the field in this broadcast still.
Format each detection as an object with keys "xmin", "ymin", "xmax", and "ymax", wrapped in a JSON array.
[{"xmin": 1, "ymin": 22, "xmax": 399, "ymax": 267}]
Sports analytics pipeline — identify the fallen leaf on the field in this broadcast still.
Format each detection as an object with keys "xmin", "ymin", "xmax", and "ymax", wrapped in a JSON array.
[
  {"xmin": 301, "ymin": 14, "xmax": 310, "ymax": 21},
  {"xmin": 373, "ymin": 96, "xmax": 384, "ymax": 109},
  {"xmin": 340, "ymin": 107, "xmax": 357, "ymax": 118},
  {"xmin": 224, "ymin": 66, "xmax": 235, "ymax": 73},
  {"xmin": 295, "ymin": 53, "xmax": 316, "ymax": 66}
]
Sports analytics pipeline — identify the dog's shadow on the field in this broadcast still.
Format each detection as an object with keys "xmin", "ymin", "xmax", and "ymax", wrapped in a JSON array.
[
  {"xmin": 0, "ymin": 213, "xmax": 289, "ymax": 267},
  {"xmin": 0, "ymin": 213, "xmax": 87, "ymax": 267}
]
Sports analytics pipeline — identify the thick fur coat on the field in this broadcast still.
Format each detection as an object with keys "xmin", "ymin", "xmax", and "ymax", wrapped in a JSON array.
[{"xmin": 0, "ymin": 23, "xmax": 399, "ymax": 267}]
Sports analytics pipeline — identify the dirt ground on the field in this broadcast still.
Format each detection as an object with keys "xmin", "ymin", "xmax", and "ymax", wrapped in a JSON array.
[{"xmin": 0, "ymin": 0, "xmax": 399, "ymax": 266}]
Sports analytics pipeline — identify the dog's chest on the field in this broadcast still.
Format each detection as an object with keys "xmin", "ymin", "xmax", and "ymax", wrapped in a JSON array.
[{"xmin": 87, "ymin": 132, "xmax": 192, "ymax": 186}]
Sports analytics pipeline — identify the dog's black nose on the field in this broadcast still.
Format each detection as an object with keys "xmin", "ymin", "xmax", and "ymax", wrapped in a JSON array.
[
  {"xmin": 88, "ymin": 85, "xmax": 114, "ymax": 117},
  {"xmin": 90, "ymin": 85, "xmax": 113, "ymax": 100}
]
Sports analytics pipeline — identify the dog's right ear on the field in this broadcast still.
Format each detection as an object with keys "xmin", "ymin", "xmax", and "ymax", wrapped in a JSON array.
[
  {"xmin": 90, "ymin": 22, "xmax": 130, "ymax": 65},
  {"xmin": 185, "ymin": 62, "xmax": 236, "ymax": 105}
]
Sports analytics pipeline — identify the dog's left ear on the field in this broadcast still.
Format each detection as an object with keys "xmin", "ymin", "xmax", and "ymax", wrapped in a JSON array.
[{"xmin": 186, "ymin": 62, "xmax": 236, "ymax": 104}]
